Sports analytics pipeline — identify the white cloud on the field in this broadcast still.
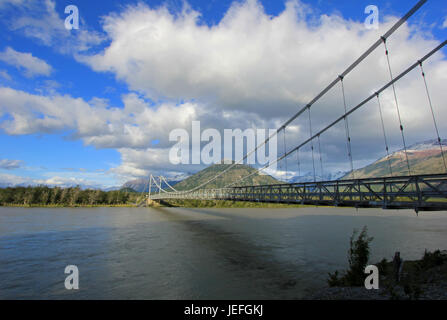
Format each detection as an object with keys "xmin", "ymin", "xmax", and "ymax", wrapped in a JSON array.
[
  {"xmin": 1, "ymin": 0, "xmax": 447, "ymax": 184},
  {"xmin": 0, "ymin": 0, "xmax": 27, "ymax": 8},
  {"xmin": 0, "ymin": 87, "xmax": 202, "ymax": 149},
  {"xmin": 442, "ymin": 17, "xmax": 447, "ymax": 29},
  {"xmin": 78, "ymin": 0, "xmax": 447, "ymax": 178},
  {"xmin": 0, "ymin": 47, "xmax": 52, "ymax": 77},
  {"xmin": 0, "ymin": 70, "xmax": 11, "ymax": 80},
  {"xmin": 0, "ymin": 172, "xmax": 29, "ymax": 187},
  {"xmin": 1, "ymin": 0, "xmax": 105, "ymax": 54},
  {"xmin": 0, "ymin": 172, "xmax": 109, "ymax": 189},
  {"xmin": 0, "ymin": 159, "xmax": 23, "ymax": 170},
  {"xmin": 79, "ymin": 0, "xmax": 443, "ymax": 119}
]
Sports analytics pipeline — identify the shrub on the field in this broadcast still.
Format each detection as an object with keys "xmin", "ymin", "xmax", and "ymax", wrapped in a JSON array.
[
  {"xmin": 345, "ymin": 226, "xmax": 374, "ymax": 286},
  {"xmin": 418, "ymin": 249, "xmax": 446, "ymax": 270},
  {"xmin": 327, "ymin": 226, "xmax": 374, "ymax": 287}
]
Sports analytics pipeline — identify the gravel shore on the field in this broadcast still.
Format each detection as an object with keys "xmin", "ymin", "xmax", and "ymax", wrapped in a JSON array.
[
  {"xmin": 309, "ymin": 280, "xmax": 447, "ymax": 300},
  {"xmin": 310, "ymin": 248, "xmax": 447, "ymax": 300}
]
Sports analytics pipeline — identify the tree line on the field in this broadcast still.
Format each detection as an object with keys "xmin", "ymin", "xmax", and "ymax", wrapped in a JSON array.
[{"xmin": 0, "ymin": 186, "xmax": 140, "ymax": 206}]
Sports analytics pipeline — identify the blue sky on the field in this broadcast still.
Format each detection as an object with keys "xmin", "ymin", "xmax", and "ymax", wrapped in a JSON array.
[{"xmin": 0, "ymin": 0, "xmax": 446, "ymax": 188}]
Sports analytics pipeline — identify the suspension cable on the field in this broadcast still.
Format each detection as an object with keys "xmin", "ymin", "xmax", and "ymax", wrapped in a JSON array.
[
  {"xmin": 220, "ymin": 42, "xmax": 446, "ymax": 189},
  {"xmin": 419, "ymin": 61, "xmax": 447, "ymax": 173},
  {"xmin": 283, "ymin": 127, "xmax": 288, "ymax": 180},
  {"xmin": 161, "ymin": 176, "xmax": 178, "ymax": 192},
  {"xmin": 296, "ymin": 149, "xmax": 301, "ymax": 178},
  {"xmin": 279, "ymin": 0, "xmax": 427, "ymax": 131},
  {"xmin": 142, "ymin": 174, "xmax": 149, "ymax": 194},
  {"xmin": 167, "ymin": 1, "xmax": 427, "ymax": 193},
  {"xmin": 147, "ymin": 174, "xmax": 152, "ymax": 200},
  {"xmin": 151, "ymin": 176, "xmax": 169, "ymax": 193},
  {"xmin": 382, "ymin": 37, "xmax": 412, "ymax": 175},
  {"xmin": 317, "ymin": 134, "xmax": 324, "ymax": 180},
  {"xmin": 308, "ymin": 106, "xmax": 316, "ymax": 182},
  {"xmin": 376, "ymin": 93, "xmax": 394, "ymax": 176},
  {"xmin": 157, "ymin": 1, "xmax": 429, "ymax": 195},
  {"xmin": 340, "ymin": 76, "xmax": 355, "ymax": 177}
]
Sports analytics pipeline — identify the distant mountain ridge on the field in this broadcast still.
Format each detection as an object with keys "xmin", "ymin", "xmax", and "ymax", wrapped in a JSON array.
[
  {"xmin": 122, "ymin": 163, "xmax": 281, "ymax": 192},
  {"xmin": 122, "ymin": 177, "xmax": 184, "ymax": 193},
  {"xmin": 287, "ymin": 171, "xmax": 347, "ymax": 183},
  {"xmin": 173, "ymin": 163, "xmax": 281, "ymax": 190},
  {"xmin": 344, "ymin": 139, "xmax": 447, "ymax": 179},
  {"xmin": 121, "ymin": 140, "xmax": 446, "ymax": 191}
]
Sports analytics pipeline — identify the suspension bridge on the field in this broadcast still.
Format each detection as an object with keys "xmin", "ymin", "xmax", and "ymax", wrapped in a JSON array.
[{"xmin": 141, "ymin": 0, "xmax": 447, "ymax": 212}]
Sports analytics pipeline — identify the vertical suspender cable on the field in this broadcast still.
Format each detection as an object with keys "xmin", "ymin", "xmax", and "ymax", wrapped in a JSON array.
[
  {"xmin": 148, "ymin": 174, "xmax": 152, "ymax": 200},
  {"xmin": 279, "ymin": 129, "xmax": 283, "ymax": 174},
  {"xmin": 317, "ymin": 135, "xmax": 324, "ymax": 180},
  {"xmin": 283, "ymin": 127, "xmax": 288, "ymax": 180},
  {"xmin": 382, "ymin": 37, "xmax": 412, "ymax": 175},
  {"xmin": 419, "ymin": 61, "xmax": 447, "ymax": 173},
  {"xmin": 224, "ymin": 40, "xmax": 446, "ymax": 190},
  {"xmin": 296, "ymin": 149, "xmax": 301, "ymax": 178},
  {"xmin": 308, "ymin": 106, "xmax": 317, "ymax": 182},
  {"xmin": 376, "ymin": 93, "xmax": 394, "ymax": 176},
  {"xmin": 158, "ymin": 176, "xmax": 162, "ymax": 194},
  {"xmin": 154, "ymin": 1, "xmax": 427, "ymax": 194},
  {"xmin": 340, "ymin": 76, "xmax": 355, "ymax": 178}
]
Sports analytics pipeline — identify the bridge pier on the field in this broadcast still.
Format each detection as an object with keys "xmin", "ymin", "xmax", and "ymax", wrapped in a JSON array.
[{"xmin": 146, "ymin": 198, "xmax": 161, "ymax": 207}]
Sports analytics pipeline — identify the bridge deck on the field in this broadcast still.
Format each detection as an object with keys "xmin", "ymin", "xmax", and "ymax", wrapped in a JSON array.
[{"xmin": 150, "ymin": 174, "xmax": 447, "ymax": 211}]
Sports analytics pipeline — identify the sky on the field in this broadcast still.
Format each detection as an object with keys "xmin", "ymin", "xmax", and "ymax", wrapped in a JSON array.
[{"xmin": 0, "ymin": 0, "xmax": 446, "ymax": 188}]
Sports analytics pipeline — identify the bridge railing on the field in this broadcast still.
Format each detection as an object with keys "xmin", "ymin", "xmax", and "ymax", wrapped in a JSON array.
[{"xmin": 150, "ymin": 173, "xmax": 447, "ymax": 211}]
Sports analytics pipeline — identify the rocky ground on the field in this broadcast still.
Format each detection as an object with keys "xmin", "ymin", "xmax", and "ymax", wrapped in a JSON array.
[
  {"xmin": 310, "ymin": 251, "xmax": 447, "ymax": 300},
  {"xmin": 310, "ymin": 281, "xmax": 447, "ymax": 300}
]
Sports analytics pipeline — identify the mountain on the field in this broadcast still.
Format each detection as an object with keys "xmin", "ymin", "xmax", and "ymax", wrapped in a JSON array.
[
  {"xmin": 344, "ymin": 139, "xmax": 447, "ymax": 179},
  {"xmin": 102, "ymin": 186, "xmax": 122, "ymax": 191},
  {"xmin": 122, "ymin": 139, "xmax": 446, "ymax": 191},
  {"xmin": 119, "ymin": 187, "xmax": 138, "ymax": 193},
  {"xmin": 122, "ymin": 178, "xmax": 148, "ymax": 193},
  {"xmin": 173, "ymin": 163, "xmax": 281, "ymax": 190},
  {"xmin": 287, "ymin": 171, "xmax": 347, "ymax": 183}
]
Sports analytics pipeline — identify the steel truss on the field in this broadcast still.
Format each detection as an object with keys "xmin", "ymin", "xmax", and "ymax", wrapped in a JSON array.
[{"xmin": 150, "ymin": 174, "xmax": 447, "ymax": 211}]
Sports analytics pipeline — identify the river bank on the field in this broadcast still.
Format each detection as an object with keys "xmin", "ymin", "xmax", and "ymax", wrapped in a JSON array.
[
  {"xmin": 312, "ymin": 249, "xmax": 447, "ymax": 300},
  {"xmin": 0, "ymin": 203, "xmax": 137, "ymax": 208},
  {"xmin": 1, "ymin": 200, "xmax": 308, "ymax": 208},
  {"xmin": 157, "ymin": 199, "xmax": 312, "ymax": 208}
]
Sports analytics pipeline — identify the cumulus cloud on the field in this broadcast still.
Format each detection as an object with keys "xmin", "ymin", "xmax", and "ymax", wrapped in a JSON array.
[
  {"xmin": 0, "ymin": 0, "xmax": 27, "ymax": 8},
  {"xmin": 0, "ymin": 87, "xmax": 201, "ymax": 148},
  {"xmin": 0, "ymin": 172, "xmax": 108, "ymax": 189},
  {"xmin": 0, "ymin": 0, "xmax": 105, "ymax": 54},
  {"xmin": 0, "ymin": 86, "xmax": 277, "ymax": 181},
  {"xmin": 80, "ymin": 0, "xmax": 442, "ymax": 118},
  {"xmin": 1, "ymin": 0, "xmax": 447, "ymax": 183},
  {"xmin": 77, "ymin": 0, "xmax": 447, "ymax": 177},
  {"xmin": 0, "ymin": 70, "xmax": 11, "ymax": 80},
  {"xmin": 0, "ymin": 47, "xmax": 52, "ymax": 77},
  {"xmin": 0, "ymin": 159, "xmax": 23, "ymax": 170}
]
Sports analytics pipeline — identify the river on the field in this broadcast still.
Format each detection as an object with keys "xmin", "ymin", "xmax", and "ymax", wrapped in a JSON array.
[{"xmin": 0, "ymin": 206, "xmax": 446, "ymax": 299}]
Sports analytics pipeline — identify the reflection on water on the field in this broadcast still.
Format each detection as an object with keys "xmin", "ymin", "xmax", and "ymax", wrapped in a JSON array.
[{"xmin": 0, "ymin": 206, "xmax": 446, "ymax": 299}]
